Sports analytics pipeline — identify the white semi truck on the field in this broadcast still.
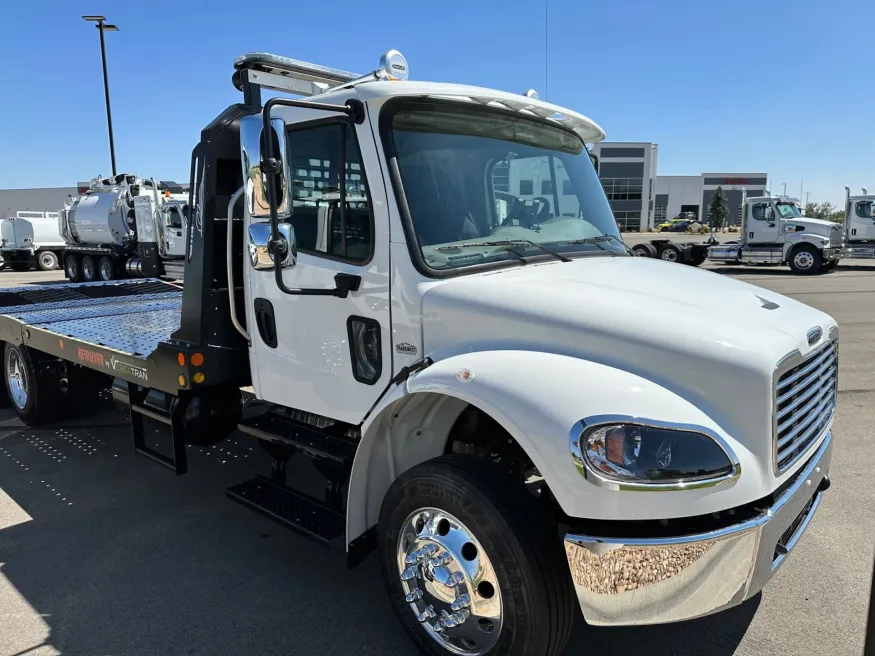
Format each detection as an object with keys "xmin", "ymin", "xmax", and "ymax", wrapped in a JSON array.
[
  {"xmin": 0, "ymin": 211, "xmax": 65, "ymax": 271},
  {"xmin": 0, "ymin": 50, "xmax": 835, "ymax": 656},
  {"xmin": 841, "ymin": 186, "xmax": 875, "ymax": 259},
  {"xmin": 637, "ymin": 193, "xmax": 844, "ymax": 274},
  {"xmin": 59, "ymin": 174, "xmax": 188, "ymax": 281}
]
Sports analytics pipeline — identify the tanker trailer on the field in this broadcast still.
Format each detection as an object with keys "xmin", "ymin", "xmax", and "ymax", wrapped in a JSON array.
[{"xmin": 60, "ymin": 174, "xmax": 188, "ymax": 281}]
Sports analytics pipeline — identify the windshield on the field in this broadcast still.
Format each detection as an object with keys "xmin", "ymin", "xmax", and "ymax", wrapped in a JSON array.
[
  {"xmin": 776, "ymin": 202, "xmax": 803, "ymax": 219},
  {"xmin": 388, "ymin": 103, "xmax": 626, "ymax": 271}
]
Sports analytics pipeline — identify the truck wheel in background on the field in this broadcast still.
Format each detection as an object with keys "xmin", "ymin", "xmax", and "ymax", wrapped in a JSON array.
[
  {"xmin": 688, "ymin": 252, "xmax": 708, "ymax": 267},
  {"xmin": 65, "ymin": 254, "xmax": 81, "ymax": 282},
  {"xmin": 631, "ymin": 243, "xmax": 657, "ymax": 258},
  {"xmin": 98, "ymin": 256, "xmax": 116, "ymax": 281},
  {"xmin": 378, "ymin": 455, "xmax": 575, "ymax": 656},
  {"xmin": 788, "ymin": 244, "xmax": 823, "ymax": 275},
  {"xmin": 37, "ymin": 251, "xmax": 59, "ymax": 271},
  {"xmin": 81, "ymin": 255, "xmax": 97, "ymax": 282},
  {"xmin": 658, "ymin": 243, "xmax": 683, "ymax": 262},
  {"xmin": 10, "ymin": 263, "xmax": 30, "ymax": 272},
  {"xmin": 3, "ymin": 343, "xmax": 63, "ymax": 425}
]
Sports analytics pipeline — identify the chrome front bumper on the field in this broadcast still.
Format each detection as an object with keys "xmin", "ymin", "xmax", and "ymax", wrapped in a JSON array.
[
  {"xmin": 824, "ymin": 247, "xmax": 844, "ymax": 261},
  {"xmin": 564, "ymin": 432, "xmax": 832, "ymax": 626}
]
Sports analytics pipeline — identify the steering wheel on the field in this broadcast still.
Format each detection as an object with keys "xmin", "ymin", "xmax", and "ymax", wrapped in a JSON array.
[{"xmin": 503, "ymin": 197, "xmax": 551, "ymax": 229}]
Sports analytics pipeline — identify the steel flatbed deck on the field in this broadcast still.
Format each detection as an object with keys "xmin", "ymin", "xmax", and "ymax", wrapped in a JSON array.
[{"xmin": 0, "ymin": 279, "xmax": 200, "ymax": 393}]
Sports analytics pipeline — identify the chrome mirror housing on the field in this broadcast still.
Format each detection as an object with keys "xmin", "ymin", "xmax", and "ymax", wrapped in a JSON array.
[
  {"xmin": 248, "ymin": 221, "xmax": 297, "ymax": 270},
  {"xmin": 240, "ymin": 114, "xmax": 290, "ymax": 220}
]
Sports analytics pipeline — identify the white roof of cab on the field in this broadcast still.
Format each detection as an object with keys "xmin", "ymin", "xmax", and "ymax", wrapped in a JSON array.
[{"xmin": 323, "ymin": 81, "xmax": 606, "ymax": 143}]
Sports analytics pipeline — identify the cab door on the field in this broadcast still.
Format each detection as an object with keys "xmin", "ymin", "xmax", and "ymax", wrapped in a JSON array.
[
  {"xmin": 241, "ymin": 108, "xmax": 391, "ymax": 425},
  {"xmin": 747, "ymin": 201, "xmax": 781, "ymax": 245},
  {"xmin": 853, "ymin": 199, "xmax": 875, "ymax": 240},
  {"xmin": 162, "ymin": 205, "xmax": 187, "ymax": 257}
]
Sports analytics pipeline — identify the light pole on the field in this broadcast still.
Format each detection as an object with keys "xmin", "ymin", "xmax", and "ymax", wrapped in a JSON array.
[
  {"xmin": 82, "ymin": 16, "xmax": 119, "ymax": 176},
  {"xmin": 782, "ymin": 182, "xmax": 787, "ymax": 197}
]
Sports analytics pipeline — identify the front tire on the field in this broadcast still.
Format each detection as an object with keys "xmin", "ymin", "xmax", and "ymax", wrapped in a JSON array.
[
  {"xmin": 81, "ymin": 255, "xmax": 97, "ymax": 282},
  {"xmin": 378, "ymin": 455, "xmax": 575, "ymax": 656},
  {"xmin": 788, "ymin": 244, "xmax": 823, "ymax": 275},
  {"xmin": 37, "ymin": 251, "xmax": 59, "ymax": 271}
]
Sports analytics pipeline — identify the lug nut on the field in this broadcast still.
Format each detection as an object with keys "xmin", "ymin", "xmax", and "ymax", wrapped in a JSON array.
[
  {"xmin": 451, "ymin": 593, "xmax": 471, "ymax": 611},
  {"xmin": 400, "ymin": 565, "xmax": 420, "ymax": 581},
  {"xmin": 430, "ymin": 552, "xmax": 452, "ymax": 567},
  {"xmin": 405, "ymin": 588, "xmax": 423, "ymax": 603},
  {"xmin": 417, "ymin": 606, "xmax": 436, "ymax": 623},
  {"xmin": 444, "ymin": 571, "xmax": 465, "ymax": 588}
]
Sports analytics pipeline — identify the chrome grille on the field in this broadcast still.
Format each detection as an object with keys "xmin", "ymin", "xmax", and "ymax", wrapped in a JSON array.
[{"xmin": 774, "ymin": 340, "xmax": 837, "ymax": 473}]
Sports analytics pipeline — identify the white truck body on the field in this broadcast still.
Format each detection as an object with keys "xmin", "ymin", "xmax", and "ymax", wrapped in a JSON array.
[
  {"xmin": 842, "ymin": 187, "xmax": 875, "ymax": 258},
  {"xmin": 707, "ymin": 194, "xmax": 843, "ymax": 273},
  {"xmin": 0, "ymin": 211, "xmax": 65, "ymax": 270},
  {"xmin": 235, "ymin": 53, "xmax": 834, "ymax": 644},
  {"xmin": 1, "ymin": 50, "xmax": 835, "ymax": 655}
]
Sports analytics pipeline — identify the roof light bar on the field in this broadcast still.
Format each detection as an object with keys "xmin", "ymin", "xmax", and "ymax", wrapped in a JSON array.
[{"xmin": 233, "ymin": 49, "xmax": 408, "ymax": 97}]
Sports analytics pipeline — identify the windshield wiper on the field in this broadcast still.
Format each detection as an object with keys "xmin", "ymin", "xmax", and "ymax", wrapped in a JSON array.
[
  {"xmin": 564, "ymin": 234, "xmax": 631, "ymax": 255},
  {"xmin": 437, "ymin": 239, "xmax": 571, "ymax": 263}
]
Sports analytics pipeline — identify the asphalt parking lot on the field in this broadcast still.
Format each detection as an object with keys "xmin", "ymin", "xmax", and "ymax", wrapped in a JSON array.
[{"xmin": 1, "ymin": 264, "xmax": 873, "ymax": 656}]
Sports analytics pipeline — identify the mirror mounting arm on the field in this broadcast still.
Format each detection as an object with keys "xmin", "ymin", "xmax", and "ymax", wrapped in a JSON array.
[{"xmin": 261, "ymin": 95, "xmax": 363, "ymax": 298}]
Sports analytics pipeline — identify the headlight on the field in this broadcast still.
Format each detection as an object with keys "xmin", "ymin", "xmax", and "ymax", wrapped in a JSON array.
[{"xmin": 571, "ymin": 419, "xmax": 739, "ymax": 489}]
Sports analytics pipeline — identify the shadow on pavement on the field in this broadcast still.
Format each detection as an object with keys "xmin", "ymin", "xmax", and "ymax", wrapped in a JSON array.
[{"xmin": 0, "ymin": 401, "xmax": 758, "ymax": 656}]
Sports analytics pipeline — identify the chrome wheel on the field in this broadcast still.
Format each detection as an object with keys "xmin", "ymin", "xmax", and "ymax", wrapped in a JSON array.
[
  {"xmin": 661, "ymin": 248, "xmax": 679, "ymax": 262},
  {"xmin": 38, "ymin": 251, "xmax": 58, "ymax": 271},
  {"xmin": 82, "ymin": 257, "xmax": 95, "ymax": 281},
  {"xmin": 6, "ymin": 348, "xmax": 28, "ymax": 410},
  {"xmin": 99, "ymin": 258, "xmax": 113, "ymax": 281},
  {"xmin": 396, "ymin": 508, "xmax": 502, "ymax": 655},
  {"xmin": 793, "ymin": 251, "xmax": 815, "ymax": 270}
]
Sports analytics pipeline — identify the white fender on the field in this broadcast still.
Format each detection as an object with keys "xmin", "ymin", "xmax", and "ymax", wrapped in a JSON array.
[{"xmin": 346, "ymin": 350, "xmax": 762, "ymax": 547}]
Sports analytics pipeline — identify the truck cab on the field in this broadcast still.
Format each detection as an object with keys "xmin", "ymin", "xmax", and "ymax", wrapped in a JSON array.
[
  {"xmin": 708, "ymin": 194, "xmax": 843, "ymax": 273},
  {"xmin": 842, "ymin": 186, "xmax": 875, "ymax": 258}
]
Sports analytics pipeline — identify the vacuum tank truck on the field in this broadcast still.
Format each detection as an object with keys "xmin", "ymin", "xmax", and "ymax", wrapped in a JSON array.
[{"xmin": 60, "ymin": 174, "xmax": 189, "ymax": 281}]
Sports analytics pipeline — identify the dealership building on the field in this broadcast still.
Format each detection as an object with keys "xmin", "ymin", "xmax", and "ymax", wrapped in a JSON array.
[{"xmin": 590, "ymin": 141, "xmax": 768, "ymax": 231}]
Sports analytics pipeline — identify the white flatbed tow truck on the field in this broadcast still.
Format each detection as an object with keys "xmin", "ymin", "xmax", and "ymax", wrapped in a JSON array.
[{"xmin": 0, "ymin": 49, "xmax": 836, "ymax": 655}]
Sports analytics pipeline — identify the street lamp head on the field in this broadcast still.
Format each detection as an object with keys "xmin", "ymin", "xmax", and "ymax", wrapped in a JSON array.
[
  {"xmin": 102, "ymin": 24, "xmax": 119, "ymax": 31},
  {"xmin": 82, "ymin": 15, "xmax": 106, "ymax": 21}
]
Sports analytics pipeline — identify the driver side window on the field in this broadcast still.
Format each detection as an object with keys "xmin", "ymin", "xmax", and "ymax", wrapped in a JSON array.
[
  {"xmin": 856, "ymin": 201, "xmax": 873, "ymax": 219},
  {"xmin": 751, "ymin": 203, "xmax": 771, "ymax": 221}
]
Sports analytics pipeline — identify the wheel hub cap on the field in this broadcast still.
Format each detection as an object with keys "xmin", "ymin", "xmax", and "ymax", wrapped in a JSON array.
[
  {"xmin": 795, "ymin": 252, "xmax": 814, "ymax": 268},
  {"xmin": 397, "ymin": 508, "xmax": 502, "ymax": 655},
  {"xmin": 6, "ymin": 350, "xmax": 27, "ymax": 409}
]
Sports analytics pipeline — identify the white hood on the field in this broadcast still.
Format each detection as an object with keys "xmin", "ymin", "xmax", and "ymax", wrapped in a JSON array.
[
  {"xmin": 789, "ymin": 216, "xmax": 840, "ymax": 236},
  {"xmin": 422, "ymin": 256, "xmax": 836, "ymax": 463}
]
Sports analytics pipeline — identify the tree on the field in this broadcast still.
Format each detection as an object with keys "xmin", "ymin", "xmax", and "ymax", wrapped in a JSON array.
[
  {"xmin": 708, "ymin": 186, "xmax": 729, "ymax": 229},
  {"xmin": 804, "ymin": 201, "xmax": 836, "ymax": 220}
]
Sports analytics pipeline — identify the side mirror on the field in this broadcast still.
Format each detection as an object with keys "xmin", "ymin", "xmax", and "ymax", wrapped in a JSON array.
[
  {"xmin": 240, "ymin": 114, "xmax": 290, "ymax": 220},
  {"xmin": 248, "ymin": 221, "xmax": 297, "ymax": 270}
]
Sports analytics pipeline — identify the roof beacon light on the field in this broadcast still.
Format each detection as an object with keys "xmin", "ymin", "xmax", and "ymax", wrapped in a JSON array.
[
  {"xmin": 524, "ymin": 89, "xmax": 540, "ymax": 100},
  {"xmin": 378, "ymin": 50, "xmax": 409, "ymax": 81}
]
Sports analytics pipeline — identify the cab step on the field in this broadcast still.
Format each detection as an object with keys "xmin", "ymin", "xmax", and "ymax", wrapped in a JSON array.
[
  {"xmin": 237, "ymin": 410, "xmax": 358, "ymax": 465},
  {"xmin": 226, "ymin": 476, "xmax": 345, "ymax": 545}
]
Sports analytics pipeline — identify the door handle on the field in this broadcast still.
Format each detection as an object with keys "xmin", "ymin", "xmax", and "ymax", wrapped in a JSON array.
[
  {"xmin": 749, "ymin": 232, "xmax": 754, "ymax": 239},
  {"xmin": 253, "ymin": 298, "xmax": 278, "ymax": 348}
]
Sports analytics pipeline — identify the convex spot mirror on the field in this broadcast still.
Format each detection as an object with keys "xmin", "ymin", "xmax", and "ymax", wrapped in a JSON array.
[
  {"xmin": 248, "ymin": 221, "xmax": 297, "ymax": 270},
  {"xmin": 240, "ymin": 114, "xmax": 290, "ymax": 220}
]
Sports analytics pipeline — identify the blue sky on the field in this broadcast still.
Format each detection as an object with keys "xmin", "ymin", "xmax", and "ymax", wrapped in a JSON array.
[{"xmin": 1, "ymin": 0, "xmax": 872, "ymax": 205}]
